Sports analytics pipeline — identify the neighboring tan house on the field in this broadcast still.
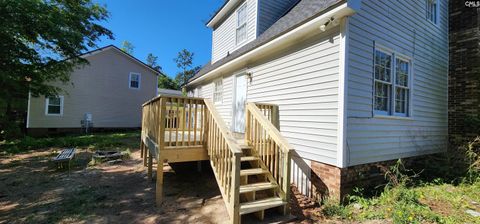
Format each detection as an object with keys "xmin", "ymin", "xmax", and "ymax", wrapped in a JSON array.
[
  {"xmin": 186, "ymin": 0, "xmax": 448, "ymax": 199},
  {"xmin": 27, "ymin": 45, "xmax": 160, "ymax": 136}
]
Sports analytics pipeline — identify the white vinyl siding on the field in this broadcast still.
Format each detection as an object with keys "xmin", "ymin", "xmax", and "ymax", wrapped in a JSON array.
[
  {"xmin": 194, "ymin": 27, "xmax": 340, "ymax": 165},
  {"xmin": 346, "ymin": 0, "xmax": 448, "ymax": 166},
  {"xmin": 211, "ymin": 0, "xmax": 257, "ymax": 63},
  {"xmin": 248, "ymin": 28, "xmax": 341, "ymax": 165}
]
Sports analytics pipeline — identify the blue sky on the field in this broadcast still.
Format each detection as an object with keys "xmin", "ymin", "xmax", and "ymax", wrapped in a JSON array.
[{"xmin": 93, "ymin": 0, "xmax": 224, "ymax": 78}]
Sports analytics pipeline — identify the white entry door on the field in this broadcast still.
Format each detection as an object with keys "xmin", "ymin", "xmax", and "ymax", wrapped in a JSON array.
[{"xmin": 233, "ymin": 74, "xmax": 247, "ymax": 133}]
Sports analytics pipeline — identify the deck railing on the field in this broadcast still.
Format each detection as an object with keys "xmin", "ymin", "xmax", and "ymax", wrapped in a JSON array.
[
  {"xmin": 142, "ymin": 95, "xmax": 205, "ymax": 148},
  {"xmin": 141, "ymin": 95, "xmax": 241, "ymax": 223},
  {"xmin": 204, "ymin": 99, "xmax": 242, "ymax": 224},
  {"xmin": 254, "ymin": 102, "xmax": 280, "ymax": 129},
  {"xmin": 245, "ymin": 102, "xmax": 292, "ymax": 208}
]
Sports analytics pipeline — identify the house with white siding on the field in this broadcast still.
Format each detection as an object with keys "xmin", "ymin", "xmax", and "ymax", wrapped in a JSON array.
[{"xmin": 186, "ymin": 0, "xmax": 448, "ymax": 200}]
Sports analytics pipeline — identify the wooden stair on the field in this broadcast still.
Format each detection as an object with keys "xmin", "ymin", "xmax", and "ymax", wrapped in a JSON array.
[{"xmin": 236, "ymin": 137, "xmax": 288, "ymax": 222}]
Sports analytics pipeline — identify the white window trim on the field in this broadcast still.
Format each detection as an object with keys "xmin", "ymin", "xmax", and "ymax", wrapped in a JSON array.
[
  {"xmin": 129, "ymin": 72, "xmax": 141, "ymax": 89},
  {"xmin": 213, "ymin": 78, "xmax": 223, "ymax": 104},
  {"xmin": 426, "ymin": 0, "xmax": 440, "ymax": 26},
  {"xmin": 235, "ymin": 2, "xmax": 247, "ymax": 46},
  {"xmin": 373, "ymin": 45, "xmax": 413, "ymax": 119},
  {"xmin": 45, "ymin": 96, "xmax": 64, "ymax": 116}
]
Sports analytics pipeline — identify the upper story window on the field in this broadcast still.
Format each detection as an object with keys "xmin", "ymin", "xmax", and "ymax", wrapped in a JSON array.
[
  {"xmin": 426, "ymin": 0, "xmax": 438, "ymax": 24},
  {"xmin": 236, "ymin": 3, "xmax": 247, "ymax": 45},
  {"xmin": 374, "ymin": 47, "xmax": 412, "ymax": 117},
  {"xmin": 214, "ymin": 78, "xmax": 223, "ymax": 103},
  {"xmin": 129, "ymin": 72, "xmax": 141, "ymax": 89},
  {"xmin": 45, "ymin": 96, "xmax": 64, "ymax": 116}
]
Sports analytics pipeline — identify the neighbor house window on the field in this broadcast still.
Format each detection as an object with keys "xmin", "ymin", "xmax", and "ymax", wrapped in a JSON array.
[
  {"xmin": 426, "ymin": 0, "xmax": 438, "ymax": 24},
  {"xmin": 214, "ymin": 79, "xmax": 223, "ymax": 103},
  {"xmin": 374, "ymin": 48, "xmax": 411, "ymax": 117},
  {"xmin": 129, "ymin": 72, "xmax": 141, "ymax": 89},
  {"xmin": 45, "ymin": 96, "xmax": 64, "ymax": 116},
  {"xmin": 236, "ymin": 3, "xmax": 247, "ymax": 45}
]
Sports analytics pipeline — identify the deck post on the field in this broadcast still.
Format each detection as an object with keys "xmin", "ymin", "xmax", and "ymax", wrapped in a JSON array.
[
  {"xmin": 144, "ymin": 145, "xmax": 148, "ymax": 167},
  {"xmin": 156, "ymin": 97, "xmax": 167, "ymax": 206},
  {"xmin": 282, "ymin": 150, "xmax": 292, "ymax": 215},
  {"xmin": 148, "ymin": 152, "xmax": 153, "ymax": 181},
  {"xmin": 231, "ymin": 154, "xmax": 241, "ymax": 224},
  {"xmin": 272, "ymin": 105, "xmax": 280, "ymax": 130},
  {"xmin": 156, "ymin": 153, "xmax": 164, "ymax": 207}
]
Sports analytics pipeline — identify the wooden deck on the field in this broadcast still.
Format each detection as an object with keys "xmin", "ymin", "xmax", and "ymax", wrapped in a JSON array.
[
  {"xmin": 142, "ymin": 131, "xmax": 208, "ymax": 164},
  {"xmin": 140, "ymin": 95, "xmax": 292, "ymax": 224}
]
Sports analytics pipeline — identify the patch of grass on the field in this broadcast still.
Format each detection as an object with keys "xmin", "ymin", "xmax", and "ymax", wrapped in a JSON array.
[
  {"xmin": 0, "ymin": 131, "xmax": 140, "ymax": 154},
  {"xmin": 322, "ymin": 135, "xmax": 480, "ymax": 224}
]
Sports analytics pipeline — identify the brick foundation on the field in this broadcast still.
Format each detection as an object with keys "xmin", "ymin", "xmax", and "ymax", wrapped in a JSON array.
[
  {"xmin": 448, "ymin": 1, "xmax": 480, "ymax": 142},
  {"xmin": 309, "ymin": 159, "xmax": 418, "ymax": 202}
]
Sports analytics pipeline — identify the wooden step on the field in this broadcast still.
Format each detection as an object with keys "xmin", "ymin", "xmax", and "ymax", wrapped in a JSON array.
[
  {"xmin": 240, "ymin": 156, "xmax": 258, "ymax": 162},
  {"xmin": 238, "ymin": 144, "xmax": 252, "ymax": 150},
  {"xmin": 240, "ymin": 182, "xmax": 278, "ymax": 194},
  {"xmin": 240, "ymin": 168, "xmax": 268, "ymax": 176},
  {"xmin": 239, "ymin": 197, "xmax": 287, "ymax": 215}
]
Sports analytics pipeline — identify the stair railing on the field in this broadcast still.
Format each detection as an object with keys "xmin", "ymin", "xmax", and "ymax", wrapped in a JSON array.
[
  {"xmin": 245, "ymin": 102, "xmax": 293, "ymax": 209},
  {"xmin": 204, "ymin": 99, "xmax": 242, "ymax": 224},
  {"xmin": 254, "ymin": 102, "xmax": 280, "ymax": 129}
]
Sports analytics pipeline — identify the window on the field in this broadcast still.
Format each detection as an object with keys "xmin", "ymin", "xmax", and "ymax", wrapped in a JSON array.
[
  {"xmin": 374, "ymin": 48, "xmax": 411, "ymax": 117},
  {"xmin": 236, "ymin": 3, "xmax": 247, "ymax": 45},
  {"xmin": 45, "ymin": 96, "xmax": 63, "ymax": 116},
  {"xmin": 129, "ymin": 73, "xmax": 141, "ymax": 89},
  {"xmin": 214, "ymin": 79, "xmax": 223, "ymax": 103},
  {"xmin": 196, "ymin": 86, "xmax": 202, "ymax": 97},
  {"xmin": 426, "ymin": 0, "xmax": 438, "ymax": 24},
  {"xmin": 394, "ymin": 58, "xmax": 410, "ymax": 116}
]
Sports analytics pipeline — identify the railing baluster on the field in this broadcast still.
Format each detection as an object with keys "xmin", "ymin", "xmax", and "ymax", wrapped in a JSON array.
[{"xmin": 245, "ymin": 102, "xmax": 293, "ymax": 213}]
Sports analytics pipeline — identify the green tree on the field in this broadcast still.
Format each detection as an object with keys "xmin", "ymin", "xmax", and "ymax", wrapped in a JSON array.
[
  {"xmin": 146, "ymin": 53, "xmax": 162, "ymax": 71},
  {"xmin": 174, "ymin": 49, "xmax": 201, "ymax": 86},
  {"xmin": 121, "ymin": 40, "xmax": 134, "ymax": 54},
  {"xmin": 158, "ymin": 75, "xmax": 179, "ymax": 90},
  {"xmin": 0, "ymin": 0, "xmax": 113, "ymax": 139}
]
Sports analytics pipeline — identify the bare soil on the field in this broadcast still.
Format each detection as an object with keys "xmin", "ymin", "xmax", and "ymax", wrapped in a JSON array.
[{"xmin": 0, "ymin": 147, "xmax": 229, "ymax": 224}]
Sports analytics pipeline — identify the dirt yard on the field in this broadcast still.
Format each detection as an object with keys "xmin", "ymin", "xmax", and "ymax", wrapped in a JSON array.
[{"xmin": 0, "ymin": 145, "xmax": 232, "ymax": 223}]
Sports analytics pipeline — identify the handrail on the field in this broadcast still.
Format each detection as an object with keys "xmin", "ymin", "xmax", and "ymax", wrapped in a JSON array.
[
  {"xmin": 254, "ymin": 102, "xmax": 280, "ymax": 129},
  {"xmin": 204, "ymin": 99, "xmax": 241, "ymax": 223},
  {"xmin": 204, "ymin": 100, "xmax": 242, "ymax": 154},
  {"xmin": 142, "ymin": 94, "xmax": 204, "ymax": 107},
  {"xmin": 246, "ymin": 103, "xmax": 293, "ymax": 152},
  {"xmin": 245, "ymin": 102, "xmax": 293, "ymax": 211}
]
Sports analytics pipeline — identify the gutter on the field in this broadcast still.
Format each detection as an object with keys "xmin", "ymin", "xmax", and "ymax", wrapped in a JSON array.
[{"xmin": 189, "ymin": 1, "xmax": 360, "ymax": 86}]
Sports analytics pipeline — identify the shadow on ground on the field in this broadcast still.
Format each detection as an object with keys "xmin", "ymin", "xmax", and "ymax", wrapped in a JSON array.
[{"xmin": 0, "ymin": 147, "xmax": 228, "ymax": 224}]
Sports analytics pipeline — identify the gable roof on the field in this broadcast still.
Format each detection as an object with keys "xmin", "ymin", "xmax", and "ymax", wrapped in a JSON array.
[
  {"xmin": 80, "ymin": 45, "xmax": 165, "ymax": 77},
  {"xmin": 189, "ymin": 0, "xmax": 344, "ymax": 84}
]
